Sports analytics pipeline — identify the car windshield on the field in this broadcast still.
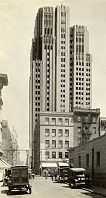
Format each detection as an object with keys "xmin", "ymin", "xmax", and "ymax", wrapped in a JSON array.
[{"xmin": 74, "ymin": 171, "xmax": 85, "ymax": 177}]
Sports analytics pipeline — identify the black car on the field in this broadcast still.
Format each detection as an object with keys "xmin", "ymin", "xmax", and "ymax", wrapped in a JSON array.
[{"xmin": 68, "ymin": 168, "xmax": 86, "ymax": 188}]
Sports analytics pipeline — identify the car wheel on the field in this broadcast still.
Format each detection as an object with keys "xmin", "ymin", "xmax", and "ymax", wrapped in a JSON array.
[{"xmin": 28, "ymin": 187, "xmax": 32, "ymax": 194}]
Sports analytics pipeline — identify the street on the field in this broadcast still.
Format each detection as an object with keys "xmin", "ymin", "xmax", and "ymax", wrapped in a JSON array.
[{"xmin": 0, "ymin": 176, "xmax": 104, "ymax": 198}]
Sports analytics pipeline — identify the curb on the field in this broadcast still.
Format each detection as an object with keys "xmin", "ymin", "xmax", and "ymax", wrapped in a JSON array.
[
  {"xmin": 82, "ymin": 185, "xmax": 106, "ymax": 197},
  {"xmin": 93, "ymin": 191, "xmax": 106, "ymax": 197}
]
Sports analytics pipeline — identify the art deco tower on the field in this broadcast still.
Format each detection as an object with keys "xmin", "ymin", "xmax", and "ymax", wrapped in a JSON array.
[
  {"xmin": 29, "ymin": 6, "xmax": 92, "ymax": 172},
  {"xmin": 29, "ymin": 5, "xmax": 70, "ymax": 170},
  {"xmin": 69, "ymin": 25, "xmax": 92, "ymax": 110}
]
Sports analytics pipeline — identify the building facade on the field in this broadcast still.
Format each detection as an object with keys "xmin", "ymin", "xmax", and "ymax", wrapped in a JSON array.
[
  {"xmin": 69, "ymin": 25, "xmax": 92, "ymax": 110},
  {"xmin": 73, "ymin": 108, "xmax": 100, "ymax": 146},
  {"xmin": 100, "ymin": 117, "xmax": 106, "ymax": 136},
  {"xmin": 0, "ymin": 74, "xmax": 8, "ymax": 110},
  {"xmin": 34, "ymin": 112, "xmax": 74, "ymax": 173},
  {"xmin": 29, "ymin": 5, "xmax": 93, "ymax": 172},
  {"xmin": 69, "ymin": 134, "xmax": 106, "ymax": 187},
  {"xmin": 1, "ymin": 120, "xmax": 20, "ymax": 166},
  {"xmin": 29, "ymin": 5, "xmax": 71, "ymax": 171},
  {"xmin": 0, "ymin": 74, "xmax": 8, "ymax": 153}
]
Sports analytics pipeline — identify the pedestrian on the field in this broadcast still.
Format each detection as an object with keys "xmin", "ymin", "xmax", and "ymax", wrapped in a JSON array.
[
  {"xmin": 50, "ymin": 171, "xmax": 54, "ymax": 181},
  {"xmin": 32, "ymin": 173, "xmax": 35, "ymax": 179},
  {"xmin": 54, "ymin": 171, "xmax": 57, "ymax": 181},
  {"xmin": 44, "ymin": 169, "xmax": 48, "ymax": 179}
]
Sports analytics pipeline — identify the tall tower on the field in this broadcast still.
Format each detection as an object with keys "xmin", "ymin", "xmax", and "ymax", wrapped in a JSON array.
[
  {"xmin": 32, "ymin": 7, "xmax": 56, "ymax": 113},
  {"xmin": 29, "ymin": 5, "xmax": 70, "ymax": 171},
  {"xmin": 29, "ymin": 7, "xmax": 92, "ymax": 172},
  {"xmin": 69, "ymin": 25, "xmax": 92, "ymax": 110},
  {"xmin": 30, "ymin": 5, "xmax": 70, "ymax": 115},
  {"xmin": 55, "ymin": 5, "xmax": 70, "ymax": 112}
]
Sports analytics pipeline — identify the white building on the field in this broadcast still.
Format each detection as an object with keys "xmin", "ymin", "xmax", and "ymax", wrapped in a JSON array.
[
  {"xmin": 35, "ymin": 112, "xmax": 74, "ymax": 173},
  {"xmin": 29, "ymin": 5, "xmax": 92, "ymax": 173},
  {"xmin": 69, "ymin": 25, "xmax": 92, "ymax": 110}
]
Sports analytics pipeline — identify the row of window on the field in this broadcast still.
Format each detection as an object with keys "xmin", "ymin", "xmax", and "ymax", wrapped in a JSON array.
[
  {"xmin": 45, "ymin": 151, "xmax": 68, "ymax": 159},
  {"xmin": 76, "ymin": 37, "xmax": 84, "ymax": 42},
  {"xmin": 45, "ymin": 140, "xmax": 69, "ymax": 148},
  {"xmin": 45, "ymin": 117, "xmax": 71, "ymax": 125},
  {"xmin": 44, "ymin": 45, "xmax": 53, "ymax": 50},
  {"xmin": 76, "ymin": 62, "xmax": 90, "ymax": 66},
  {"xmin": 61, "ymin": 58, "xmax": 65, "ymax": 62},
  {"xmin": 45, "ymin": 128, "xmax": 69, "ymax": 137},
  {"xmin": 76, "ymin": 87, "xmax": 84, "ymax": 90},
  {"xmin": 75, "ymin": 102, "xmax": 90, "ymax": 105},
  {"xmin": 76, "ymin": 116, "xmax": 97, "ymax": 122},
  {"xmin": 76, "ymin": 67, "xmax": 84, "ymax": 71},
  {"xmin": 76, "ymin": 73, "xmax": 90, "ymax": 77},
  {"xmin": 44, "ymin": 28, "xmax": 53, "ymax": 35},
  {"xmin": 61, "ymin": 34, "xmax": 65, "ymax": 38}
]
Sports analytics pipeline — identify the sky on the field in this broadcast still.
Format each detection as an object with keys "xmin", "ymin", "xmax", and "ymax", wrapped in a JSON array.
[{"xmin": 0, "ymin": 0, "xmax": 106, "ymax": 150}]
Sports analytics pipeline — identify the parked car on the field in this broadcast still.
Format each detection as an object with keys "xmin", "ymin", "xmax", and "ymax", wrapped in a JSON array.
[
  {"xmin": 7, "ymin": 165, "xmax": 32, "ymax": 194},
  {"xmin": 56, "ymin": 167, "xmax": 69, "ymax": 183},
  {"xmin": 68, "ymin": 168, "xmax": 86, "ymax": 188}
]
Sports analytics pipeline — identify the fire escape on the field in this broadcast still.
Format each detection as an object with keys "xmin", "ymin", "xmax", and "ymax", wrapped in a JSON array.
[{"xmin": 81, "ymin": 114, "xmax": 92, "ymax": 144}]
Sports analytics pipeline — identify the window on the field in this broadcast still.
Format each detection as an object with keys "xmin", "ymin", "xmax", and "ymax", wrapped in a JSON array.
[
  {"xmin": 65, "ymin": 118, "xmax": 69, "ymax": 126},
  {"xmin": 45, "ymin": 129, "xmax": 50, "ymax": 137},
  {"xmin": 92, "ymin": 117, "xmax": 96, "ymax": 123},
  {"xmin": 77, "ymin": 116, "xmax": 81, "ymax": 122},
  {"xmin": 93, "ymin": 127, "xmax": 96, "ymax": 134},
  {"xmin": 52, "ymin": 140, "xmax": 56, "ymax": 148},
  {"xmin": 65, "ymin": 152, "xmax": 69, "ymax": 158},
  {"xmin": 58, "ymin": 118, "xmax": 63, "ymax": 125},
  {"xmin": 58, "ymin": 140, "xmax": 63, "ymax": 148},
  {"xmin": 45, "ymin": 151, "xmax": 49, "ymax": 159},
  {"xmin": 65, "ymin": 129, "xmax": 69, "ymax": 137},
  {"xmin": 59, "ymin": 152, "xmax": 62, "ymax": 159},
  {"xmin": 52, "ymin": 152, "xmax": 56, "ymax": 159},
  {"xmin": 65, "ymin": 141, "xmax": 69, "ymax": 148},
  {"xmin": 45, "ymin": 140, "xmax": 50, "ymax": 148},
  {"xmin": 96, "ymin": 152, "xmax": 100, "ymax": 167},
  {"xmin": 52, "ymin": 129, "xmax": 56, "ymax": 137},
  {"xmin": 86, "ymin": 154, "xmax": 89, "ymax": 168},
  {"xmin": 51, "ymin": 118, "xmax": 56, "ymax": 125},
  {"xmin": 78, "ymin": 127, "xmax": 81, "ymax": 133},
  {"xmin": 45, "ymin": 117, "xmax": 49, "ymax": 124},
  {"xmin": 58, "ymin": 129, "xmax": 63, "ymax": 137}
]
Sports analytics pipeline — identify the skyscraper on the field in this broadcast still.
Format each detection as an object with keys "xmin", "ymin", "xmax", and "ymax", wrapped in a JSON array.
[
  {"xmin": 69, "ymin": 25, "xmax": 92, "ymax": 110},
  {"xmin": 30, "ymin": 5, "xmax": 70, "ymax": 115},
  {"xmin": 29, "ymin": 6, "xmax": 92, "ymax": 172},
  {"xmin": 30, "ymin": 5, "xmax": 73, "ymax": 172}
]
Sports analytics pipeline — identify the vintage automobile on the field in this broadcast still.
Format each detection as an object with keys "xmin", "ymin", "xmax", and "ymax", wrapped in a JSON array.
[
  {"xmin": 7, "ymin": 165, "xmax": 32, "ymax": 194},
  {"xmin": 56, "ymin": 167, "xmax": 69, "ymax": 183},
  {"xmin": 68, "ymin": 168, "xmax": 86, "ymax": 188}
]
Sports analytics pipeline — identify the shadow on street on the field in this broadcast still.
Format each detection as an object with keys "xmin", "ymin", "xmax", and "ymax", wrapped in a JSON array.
[
  {"xmin": 60, "ymin": 184, "xmax": 103, "ymax": 198},
  {"xmin": 1, "ymin": 189, "xmax": 29, "ymax": 196}
]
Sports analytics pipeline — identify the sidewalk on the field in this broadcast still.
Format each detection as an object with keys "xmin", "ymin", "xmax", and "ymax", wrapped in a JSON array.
[{"xmin": 91, "ymin": 186, "xmax": 106, "ymax": 197}]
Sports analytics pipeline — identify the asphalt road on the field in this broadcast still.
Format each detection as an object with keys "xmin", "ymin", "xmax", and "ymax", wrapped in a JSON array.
[{"xmin": 0, "ymin": 176, "xmax": 104, "ymax": 198}]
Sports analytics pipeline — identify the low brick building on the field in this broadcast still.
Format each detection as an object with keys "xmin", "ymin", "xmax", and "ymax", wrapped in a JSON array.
[{"xmin": 69, "ymin": 133, "xmax": 106, "ymax": 187}]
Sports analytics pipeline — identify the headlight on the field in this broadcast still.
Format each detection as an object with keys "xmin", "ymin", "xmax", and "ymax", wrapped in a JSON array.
[{"xmin": 75, "ymin": 179, "xmax": 78, "ymax": 182}]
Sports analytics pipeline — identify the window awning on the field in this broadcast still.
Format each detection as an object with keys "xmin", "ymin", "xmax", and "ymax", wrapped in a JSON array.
[
  {"xmin": 58, "ymin": 162, "xmax": 69, "ymax": 167},
  {"xmin": 41, "ymin": 162, "xmax": 57, "ymax": 168}
]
